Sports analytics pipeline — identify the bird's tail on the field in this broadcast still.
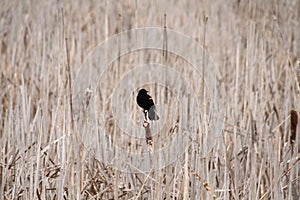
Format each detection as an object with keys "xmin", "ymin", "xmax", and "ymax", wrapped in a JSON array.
[{"xmin": 148, "ymin": 105, "xmax": 159, "ymax": 121}]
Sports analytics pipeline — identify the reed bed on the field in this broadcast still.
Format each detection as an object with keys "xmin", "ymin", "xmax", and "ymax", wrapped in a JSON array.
[{"xmin": 0, "ymin": 0, "xmax": 299, "ymax": 199}]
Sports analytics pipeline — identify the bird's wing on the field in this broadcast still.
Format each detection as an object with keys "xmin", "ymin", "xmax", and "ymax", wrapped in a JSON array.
[{"xmin": 147, "ymin": 95, "xmax": 155, "ymax": 104}]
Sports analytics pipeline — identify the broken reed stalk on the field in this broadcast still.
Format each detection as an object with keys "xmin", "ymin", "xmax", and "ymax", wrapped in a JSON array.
[
  {"xmin": 143, "ymin": 111, "xmax": 153, "ymax": 150},
  {"xmin": 144, "ymin": 121, "xmax": 152, "ymax": 147}
]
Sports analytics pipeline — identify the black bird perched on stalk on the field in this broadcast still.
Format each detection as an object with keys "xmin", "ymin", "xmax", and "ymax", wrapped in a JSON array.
[{"xmin": 136, "ymin": 89, "xmax": 159, "ymax": 121}]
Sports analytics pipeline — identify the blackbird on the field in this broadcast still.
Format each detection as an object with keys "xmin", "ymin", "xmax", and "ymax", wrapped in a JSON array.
[{"xmin": 136, "ymin": 89, "xmax": 159, "ymax": 121}]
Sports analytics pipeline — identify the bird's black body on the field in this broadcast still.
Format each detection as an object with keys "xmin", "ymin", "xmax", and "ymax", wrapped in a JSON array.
[
  {"xmin": 137, "ymin": 89, "xmax": 154, "ymax": 110},
  {"xmin": 137, "ymin": 89, "xmax": 159, "ymax": 121}
]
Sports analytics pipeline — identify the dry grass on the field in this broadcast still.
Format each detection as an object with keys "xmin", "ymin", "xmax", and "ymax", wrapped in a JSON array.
[{"xmin": 1, "ymin": 0, "xmax": 300, "ymax": 199}]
